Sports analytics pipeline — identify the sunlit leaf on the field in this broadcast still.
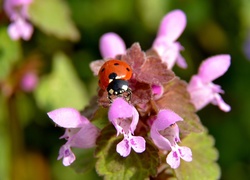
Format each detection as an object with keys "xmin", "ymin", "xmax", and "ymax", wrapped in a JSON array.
[
  {"xmin": 239, "ymin": 0, "xmax": 250, "ymax": 28},
  {"xmin": 138, "ymin": 0, "xmax": 169, "ymax": 32},
  {"xmin": 35, "ymin": 52, "xmax": 88, "ymax": 110},
  {"xmin": 0, "ymin": 28, "xmax": 21, "ymax": 80},
  {"xmin": 29, "ymin": 0, "xmax": 80, "ymax": 41},
  {"xmin": 174, "ymin": 132, "xmax": 220, "ymax": 180}
]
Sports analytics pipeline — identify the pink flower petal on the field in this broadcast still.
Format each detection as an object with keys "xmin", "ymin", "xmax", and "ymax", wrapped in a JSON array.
[
  {"xmin": 160, "ymin": 123, "xmax": 181, "ymax": 145},
  {"xmin": 8, "ymin": 22, "xmax": 22, "ymax": 40},
  {"xmin": 59, "ymin": 128, "xmax": 80, "ymax": 140},
  {"xmin": 176, "ymin": 53, "xmax": 188, "ymax": 69},
  {"xmin": 7, "ymin": 18, "xmax": 33, "ymax": 41},
  {"xmin": 166, "ymin": 150, "xmax": 180, "ymax": 169},
  {"xmin": 69, "ymin": 123, "xmax": 100, "ymax": 148},
  {"xmin": 116, "ymin": 138, "xmax": 131, "ymax": 157},
  {"xmin": 57, "ymin": 145, "xmax": 76, "ymax": 166},
  {"xmin": 47, "ymin": 108, "xmax": 89, "ymax": 128},
  {"xmin": 20, "ymin": 21, "xmax": 33, "ymax": 40},
  {"xmin": 89, "ymin": 59, "xmax": 106, "ymax": 76},
  {"xmin": 4, "ymin": 0, "xmax": 33, "ymax": 17},
  {"xmin": 108, "ymin": 98, "xmax": 133, "ymax": 119},
  {"xmin": 152, "ymin": 84, "xmax": 164, "ymax": 100},
  {"xmin": 178, "ymin": 146, "xmax": 192, "ymax": 162},
  {"xmin": 187, "ymin": 76, "xmax": 214, "ymax": 111},
  {"xmin": 187, "ymin": 75, "xmax": 231, "ymax": 112},
  {"xmin": 198, "ymin": 54, "xmax": 231, "ymax": 83},
  {"xmin": 108, "ymin": 98, "xmax": 139, "ymax": 134},
  {"xmin": 20, "ymin": 72, "xmax": 38, "ymax": 92},
  {"xmin": 150, "ymin": 127, "xmax": 172, "ymax": 150},
  {"xmin": 130, "ymin": 136, "xmax": 146, "ymax": 153},
  {"xmin": 213, "ymin": 94, "xmax": 231, "ymax": 112},
  {"xmin": 10, "ymin": 0, "xmax": 33, "ymax": 6},
  {"xmin": 99, "ymin": 32, "xmax": 126, "ymax": 58},
  {"xmin": 156, "ymin": 9, "xmax": 186, "ymax": 42},
  {"xmin": 152, "ymin": 109, "xmax": 183, "ymax": 131},
  {"xmin": 166, "ymin": 145, "xmax": 192, "ymax": 169}
]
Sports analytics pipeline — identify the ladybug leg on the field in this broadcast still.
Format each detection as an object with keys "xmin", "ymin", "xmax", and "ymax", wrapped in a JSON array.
[
  {"xmin": 124, "ymin": 88, "xmax": 132, "ymax": 102},
  {"xmin": 108, "ymin": 92, "xmax": 113, "ymax": 103}
]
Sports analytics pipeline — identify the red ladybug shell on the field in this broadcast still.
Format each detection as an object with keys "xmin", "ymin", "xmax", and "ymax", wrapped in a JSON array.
[{"xmin": 98, "ymin": 59, "xmax": 132, "ymax": 90}]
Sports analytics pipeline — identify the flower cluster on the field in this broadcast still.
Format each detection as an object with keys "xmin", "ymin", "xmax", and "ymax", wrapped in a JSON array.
[
  {"xmin": 4, "ymin": 0, "xmax": 34, "ymax": 40},
  {"xmin": 48, "ymin": 108, "xmax": 100, "ymax": 166},
  {"xmin": 48, "ymin": 9, "xmax": 231, "ymax": 175},
  {"xmin": 92, "ymin": 41, "xmax": 194, "ymax": 168}
]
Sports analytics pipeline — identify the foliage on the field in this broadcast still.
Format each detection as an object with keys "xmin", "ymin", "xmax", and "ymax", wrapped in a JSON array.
[{"xmin": 0, "ymin": 0, "xmax": 249, "ymax": 180}]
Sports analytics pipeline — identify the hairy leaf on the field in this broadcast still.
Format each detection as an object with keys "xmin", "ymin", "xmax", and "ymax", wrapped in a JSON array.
[
  {"xmin": 95, "ymin": 125, "xmax": 160, "ymax": 180},
  {"xmin": 34, "ymin": 52, "xmax": 88, "ymax": 110},
  {"xmin": 29, "ymin": 0, "xmax": 80, "ymax": 41},
  {"xmin": 174, "ymin": 132, "xmax": 220, "ymax": 180}
]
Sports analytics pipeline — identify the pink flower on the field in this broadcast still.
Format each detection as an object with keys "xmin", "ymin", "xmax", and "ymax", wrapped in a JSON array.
[
  {"xmin": 20, "ymin": 72, "xmax": 38, "ymax": 92},
  {"xmin": 47, "ymin": 108, "xmax": 100, "ymax": 166},
  {"xmin": 187, "ymin": 55, "xmax": 231, "ymax": 112},
  {"xmin": 90, "ymin": 33, "xmax": 126, "ymax": 76},
  {"xmin": 4, "ymin": 0, "xmax": 34, "ymax": 40},
  {"xmin": 99, "ymin": 32, "xmax": 126, "ymax": 59},
  {"xmin": 108, "ymin": 98, "xmax": 146, "ymax": 157},
  {"xmin": 151, "ymin": 84, "xmax": 164, "ymax": 100},
  {"xmin": 150, "ymin": 109, "xmax": 192, "ymax": 169},
  {"xmin": 7, "ymin": 16, "xmax": 33, "ymax": 40},
  {"xmin": 152, "ymin": 9, "xmax": 187, "ymax": 69}
]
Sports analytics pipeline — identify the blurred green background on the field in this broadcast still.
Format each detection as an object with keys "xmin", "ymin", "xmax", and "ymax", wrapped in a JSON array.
[{"xmin": 0, "ymin": 0, "xmax": 250, "ymax": 179}]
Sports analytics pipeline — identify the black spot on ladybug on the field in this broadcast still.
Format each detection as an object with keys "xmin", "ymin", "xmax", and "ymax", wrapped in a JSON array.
[
  {"xmin": 101, "ymin": 68, "xmax": 105, "ymax": 72},
  {"xmin": 126, "ymin": 67, "xmax": 130, "ymax": 71},
  {"xmin": 108, "ymin": 72, "xmax": 117, "ymax": 80},
  {"xmin": 114, "ymin": 63, "xmax": 120, "ymax": 66}
]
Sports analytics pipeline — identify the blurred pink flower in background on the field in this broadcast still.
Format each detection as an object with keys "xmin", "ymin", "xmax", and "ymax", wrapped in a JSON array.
[
  {"xmin": 99, "ymin": 32, "xmax": 126, "ymax": 59},
  {"xmin": 152, "ymin": 9, "xmax": 187, "ymax": 69},
  {"xmin": 20, "ymin": 72, "xmax": 38, "ymax": 92},
  {"xmin": 48, "ymin": 108, "xmax": 100, "ymax": 166},
  {"xmin": 4, "ymin": 0, "xmax": 34, "ymax": 40},
  {"xmin": 187, "ymin": 55, "xmax": 231, "ymax": 112}
]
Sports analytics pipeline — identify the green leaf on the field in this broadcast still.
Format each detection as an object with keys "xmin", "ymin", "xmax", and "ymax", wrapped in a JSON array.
[
  {"xmin": 174, "ymin": 132, "xmax": 220, "ymax": 180},
  {"xmin": 71, "ymin": 148, "xmax": 97, "ymax": 174},
  {"xmin": 29, "ymin": 0, "xmax": 80, "ymax": 41},
  {"xmin": 155, "ymin": 77, "xmax": 204, "ymax": 136},
  {"xmin": 95, "ymin": 125, "xmax": 160, "ymax": 180},
  {"xmin": 0, "ymin": 28, "xmax": 21, "ymax": 80},
  {"xmin": 0, "ymin": 95, "xmax": 11, "ymax": 180},
  {"xmin": 138, "ymin": 0, "xmax": 169, "ymax": 32},
  {"xmin": 91, "ymin": 107, "xmax": 109, "ymax": 129},
  {"xmin": 34, "ymin": 52, "xmax": 88, "ymax": 110},
  {"xmin": 52, "ymin": 159, "xmax": 101, "ymax": 180}
]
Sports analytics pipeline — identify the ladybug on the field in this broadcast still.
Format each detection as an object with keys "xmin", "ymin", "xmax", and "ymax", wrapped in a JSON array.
[{"xmin": 98, "ymin": 59, "xmax": 132, "ymax": 102}]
